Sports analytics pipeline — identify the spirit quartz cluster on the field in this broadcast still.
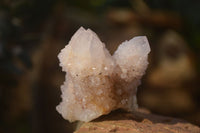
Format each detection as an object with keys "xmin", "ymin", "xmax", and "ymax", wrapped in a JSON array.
[{"xmin": 56, "ymin": 27, "xmax": 150, "ymax": 122}]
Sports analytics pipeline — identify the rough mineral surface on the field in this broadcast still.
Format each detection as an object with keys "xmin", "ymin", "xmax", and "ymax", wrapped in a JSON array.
[
  {"xmin": 56, "ymin": 27, "xmax": 150, "ymax": 122},
  {"xmin": 75, "ymin": 109, "xmax": 200, "ymax": 133}
]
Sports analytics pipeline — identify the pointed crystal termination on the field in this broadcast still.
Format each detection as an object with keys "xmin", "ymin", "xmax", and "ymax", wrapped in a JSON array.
[{"xmin": 56, "ymin": 27, "xmax": 150, "ymax": 122}]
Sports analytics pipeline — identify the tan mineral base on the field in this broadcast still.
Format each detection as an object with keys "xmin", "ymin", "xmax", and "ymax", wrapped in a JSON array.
[{"xmin": 75, "ymin": 109, "xmax": 200, "ymax": 133}]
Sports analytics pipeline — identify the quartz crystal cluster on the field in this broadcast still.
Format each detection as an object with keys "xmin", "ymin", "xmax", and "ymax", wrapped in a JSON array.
[{"xmin": 56, "ymin": 27, "xmax": 150, "ymax": 122}]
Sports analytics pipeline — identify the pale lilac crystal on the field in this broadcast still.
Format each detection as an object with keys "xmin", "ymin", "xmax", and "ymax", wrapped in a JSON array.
[{"xmin": 56, "ymin": 27, "xmax": 150, "ymax": 122}]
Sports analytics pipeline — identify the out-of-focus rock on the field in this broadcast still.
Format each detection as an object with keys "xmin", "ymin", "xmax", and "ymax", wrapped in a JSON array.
[
  {"xmin": 148, "ymin": 30, "xmax": 195, "ymax": 88},
  {"xmin": 141, "ymin": 30, "xmax": 196, "ymax": 115}
]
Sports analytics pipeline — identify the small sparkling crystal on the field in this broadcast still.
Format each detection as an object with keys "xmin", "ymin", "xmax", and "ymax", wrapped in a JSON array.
[{"xmin": 56, "ymin": 27, "xmax": 150, "ymax": 122}]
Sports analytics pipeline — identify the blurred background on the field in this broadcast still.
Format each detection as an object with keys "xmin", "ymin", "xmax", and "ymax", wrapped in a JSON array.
[{"xmin": 0, "ymin": 0, "xmax": 200, "ymax": 132}]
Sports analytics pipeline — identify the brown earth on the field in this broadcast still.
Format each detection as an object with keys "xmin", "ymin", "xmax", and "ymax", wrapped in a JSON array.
[{"xmin": 75, "ymin": 109, "xmax": 200, "ymax": 133}]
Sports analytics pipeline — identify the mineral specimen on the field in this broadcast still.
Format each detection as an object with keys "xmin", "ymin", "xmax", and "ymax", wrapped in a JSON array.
[{"xmin": 56, "ymin": 27, "xmax": 150, "ymax": 122}]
